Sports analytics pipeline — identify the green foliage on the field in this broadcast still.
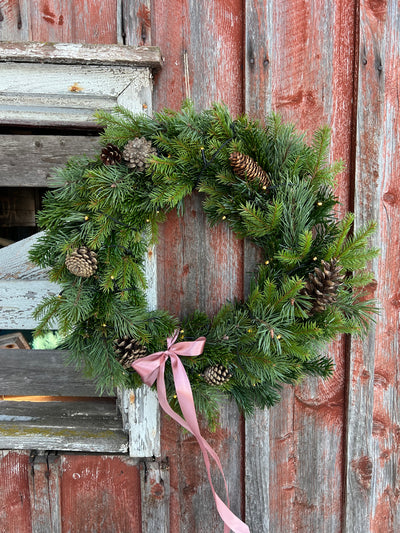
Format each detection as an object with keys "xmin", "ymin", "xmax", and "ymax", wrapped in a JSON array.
[{"xmin": 29, "ymin": 102, "xmax": 378, "ymax": 426}]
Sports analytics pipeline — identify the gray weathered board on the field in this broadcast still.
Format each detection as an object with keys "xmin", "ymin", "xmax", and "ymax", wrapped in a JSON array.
[
  {"xmin": 0, "ymin": 42, "xmax": 161, "ymax": 457},
  {"xmin": 0, "ymin": 135, "xmax": 100, "ymax": 188}
]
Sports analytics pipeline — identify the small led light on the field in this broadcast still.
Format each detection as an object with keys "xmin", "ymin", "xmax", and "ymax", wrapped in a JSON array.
[
  {"xmin": 247, "ymin": 329, "xmax": 252, "ymax": 333},
  {"xmin": 110, "ymin": 276, "xmax": 115, "ymax": 280},
  {"xmin": 277, "ymin": 334, "xmax": 282, "ymax": 340},
  {"xmin": 146, "ymin": 219, "xmax": 150, "ymax": 223},
  {"xmin": 313, "ymin": 256, "xmax": 317, "ymax": 261},
  {"xmin": 180, "ymin": 329, "xmax": 184, "ymax": 333},
  {"xmin": 222, "ymin": 215, "xmax": 226, "ymax": 220},
  {"xmin": 102, "ymin": 323, "xmax": 107, "ymax": 327},
  {"xmin": 262, "ymin": 185, "xmax": 267, "ymax": 190},
  {"xmin": 84, "ymin": 216, "xmax": 89, "ymax": 221},
  {"xmin": 317, "ymin": 201, "xmax": 323, "ymax": 206},
  {"xmin": 265, "ymin": 260, "xmax": 270, "ymax": 265}
]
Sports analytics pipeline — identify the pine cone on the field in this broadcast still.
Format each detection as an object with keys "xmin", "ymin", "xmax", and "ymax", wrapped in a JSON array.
[
  {"xmin": 122, "ymin": 137, "xmax": 156, "ymax": 171},
  {"xmin": 100, "ymin": 143, "xmax": 122, "ymax": 165},
  {"xmin": 229, "ymin": 152, "xmax": 270, "ymax": 189},
  {"xmin": 65, "ymin": 246, "xmax": 98, "ymax": 278},
  {"xmin": 113, "ymin": 336, "xmax": 148, "ymax": 369},
  {"xmin": 203, "ymin": 364, "xmax": 232, "ymax": 386},
  {"xmin": 302, "ymin": 258, "xmax": 345, "ymax": 314}
]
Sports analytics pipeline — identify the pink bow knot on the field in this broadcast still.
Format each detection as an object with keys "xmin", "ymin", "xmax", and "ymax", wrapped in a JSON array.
[{"xmin": 132, "ymin": 329, "xmax": 250, "ymax": 533}]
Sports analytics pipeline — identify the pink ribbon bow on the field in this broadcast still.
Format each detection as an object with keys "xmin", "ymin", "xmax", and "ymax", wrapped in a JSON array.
[{"xmin": 132, "ymin": 329, "xmax": 250, "ymax": 533}]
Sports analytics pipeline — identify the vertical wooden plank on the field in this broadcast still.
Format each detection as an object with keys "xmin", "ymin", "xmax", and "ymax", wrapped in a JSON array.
[
  {"xmin": 244, "ymin": 1, "xmax": 358, "ymax": 531},
  {"xmin": 28, "ymin": 0, "xmax": 118, "ymax": 44},
  {"xmin": 0, "ymin": 0, "xmax": 31, "ymax": 41},
  {"xmin": 136, "ymin": 1, "xmax": 247, "ymax": 531},
  {"xmin": 150, "ymin": 0, "xmax": 243, "ymax": 114},
  {"xmin": 346, "ymin": 0, "xmax": 400, "ymax": 531},
  {"xmin": 121, "ymin": 0, "xmax": 152, "ymax": 46},
  {"xmin": 157, "ymin": 193, "xmax": 244, "ymax": 320},
  {"xmin": 140, "ymin": 460, "xmax": 170, "ymax": 532},
  {"xmin": 0, "ymin": 451, "xmax": 32, "ymax": 533},
  {"xmin": 29, "ymin": 454, "xmax": 62, "ymax": 533},
  {"xmin": 60, "ymin": 455, "xmax": 141, "ymax": 533}
]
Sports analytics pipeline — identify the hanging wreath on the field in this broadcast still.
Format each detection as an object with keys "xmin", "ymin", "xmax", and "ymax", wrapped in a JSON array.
[{"xmin": 29, "ymin": 101, "xmax": 378, "ymax": 427}]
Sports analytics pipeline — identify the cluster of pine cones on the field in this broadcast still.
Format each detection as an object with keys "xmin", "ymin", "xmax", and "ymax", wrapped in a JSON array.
[{"xmin": 100, "ymin": 137, "xmax": 156, "ymax": 170}]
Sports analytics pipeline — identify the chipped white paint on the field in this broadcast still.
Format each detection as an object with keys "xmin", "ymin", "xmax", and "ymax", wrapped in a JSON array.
[
  {"xmin": 0, "ymin": 63, "xmax": 153, "ymax": 128},
  {"xmin": 0, "ymin": 280, "xmax": 60, "ymax": 329},
  {"xmin": 0, "ymin": 46, "xmax": 160, "ymax": 455},
  {"xmin": 0, "ymin": 42, "xmax": 162, "ymax": 68}
]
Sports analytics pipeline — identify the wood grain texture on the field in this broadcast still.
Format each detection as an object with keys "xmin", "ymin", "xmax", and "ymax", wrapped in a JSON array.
[
  {"xmin": 0, "ymin": 0, "xmax": 30, "ymax": 41},
  {"xmin": 59, "ymin": 455, "xmax": 141, "ymax": 532},
  {"xmin": 244, "ymin": 1, "xmax": 358, "ymax": 531},
  {"xmin": 29, "ymin": 0, "xmax": 118, "ymax": 44},
  {"xmin": 28, "ymin": 453, "xmax": 62, "ymax": 533},
  {"xmin": 0, "ymin": 350, "xmax": 106, "ymax": 396},
  {"xmin": 156, "ymin": 193, "xmax": 244, "ymax": 320},
  {"xmin": 150, "ymin": 0, "xmax": 243, "ymax": 115},
  {"xmin": 345, "ymin": 0, "xmax": 400, "ymax": 531},
  {"xmin": 140, "ymin": 460, "xmax": 170, "ymax": 532},
  {"xmin": 0, "ymin": 280, "xmax": 60, "ymax": 329},
  {"xmin": 0, "ymin": 450, "xmax": 32, "ymax": 533},
  {"xmin": 0, "ymin": 135, "xmax": 99, "ymax": 188},
  {"xmin": 0, "ymin": 232, "xmax": 53, "ymax": 280},
  {"xmin": 0, "ymin": 61, "xmax": 151, "ymax": 128},
  {"xmin": 130, "ymin": 1, "xmax": 247, "ymax": 530},
  {"xmin": 0, "ymin": 41, "xmax": 162, "ymax": 67},
  {"xmin": 121, "ymin": 0, "xmax": 152, "ymax": 47},
  {"xmin": 0, "ymin": 400, "xmax": 128, "ymax": 453},
  {"xmin": 118, "ymin": 387, "xmax": 160, "ymax": 458}
]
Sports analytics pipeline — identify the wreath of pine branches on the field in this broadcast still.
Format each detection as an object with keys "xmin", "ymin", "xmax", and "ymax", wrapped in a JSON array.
[{"xmin": 29, "ymin": 101, "xmax": 378, "ymax": 426}]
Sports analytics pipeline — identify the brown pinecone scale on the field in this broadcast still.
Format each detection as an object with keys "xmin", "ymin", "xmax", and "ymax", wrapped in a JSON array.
[
  {"xmin": 65, "ymin": 246, "xmax": 98, "ymax": 278},
  {"xmin": 100, "ymin": 143, "xmax": 122, "ymax": 165},
  {"xmin": 113, "ymin": 336, "xmax": 148, "ymax": 369},
  {"xmin": 302, "ymin": 258, "xmax": 344, "ymax": 314},
  {"xmin": 203, "ymin": 364, "xmax": 232, "ymax": 386},
  {"xmin": 229, "ymin": 152, "xmax": 270, "ymax": 189},
  {"xmin": 122, "ymin": 137, "xmax": 156, "ymax": 171}
]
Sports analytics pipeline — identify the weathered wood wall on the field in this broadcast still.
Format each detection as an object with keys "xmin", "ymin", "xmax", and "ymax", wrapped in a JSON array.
[{"xmin": 0, "ymin": 0, "xmax": 399, "ymax": 532}]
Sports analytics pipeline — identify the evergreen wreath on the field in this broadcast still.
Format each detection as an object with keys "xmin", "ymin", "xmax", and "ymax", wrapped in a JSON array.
[{"xmin": 29, "ymin": 101, "xmax": 378, "ymax": 426}]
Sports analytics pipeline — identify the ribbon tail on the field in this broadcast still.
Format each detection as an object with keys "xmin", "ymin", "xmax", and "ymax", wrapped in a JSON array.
[{"xmin": 158, "ymin": 356, "xmax": 250, "ymax": 533}]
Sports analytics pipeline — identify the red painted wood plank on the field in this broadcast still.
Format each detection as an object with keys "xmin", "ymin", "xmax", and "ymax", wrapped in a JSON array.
[
  {"xmin": 244, "ymin": 1, "xmax": 358, "ymax": 531},
  {"xmin": 60, "ymin": 455, "xmax": 141, "ymax": 533},
  {"xmin": 141, "ymin": 1, "xmax": 246, "ymax": 531},
  {"xmin": 151, "ymin": 0, "xmax": 243, "ymax": 114},
  {"xmin": 0, "ymin": 451, "xmax": 32, "ymax": 533},
  {"xmin": 29, "ymin": 0, "xmax": 118, "ymax": 43},
  {"xmin": 346, "ymin": 0, "xmax": 400, "ymax": 531},
  {"xmin": 157, "ymin": 194, "xmax": 244, "ymax": 320}
]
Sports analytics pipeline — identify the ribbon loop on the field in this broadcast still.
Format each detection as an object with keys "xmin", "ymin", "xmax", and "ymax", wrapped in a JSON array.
[{"xmin": 132, "ymin": 330, "xmax": 250, "ymax": 533}]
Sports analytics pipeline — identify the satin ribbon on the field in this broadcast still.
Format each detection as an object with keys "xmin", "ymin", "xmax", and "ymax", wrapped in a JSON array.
[{"xmin": 132, "ymin": 330, "xmax": 250, "ymax": 533}]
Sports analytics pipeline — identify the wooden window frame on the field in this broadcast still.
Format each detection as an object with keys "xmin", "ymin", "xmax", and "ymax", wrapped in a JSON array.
[{"xmin": 0, "ymin": 42, "xmax": 162, "ymax": 457}]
